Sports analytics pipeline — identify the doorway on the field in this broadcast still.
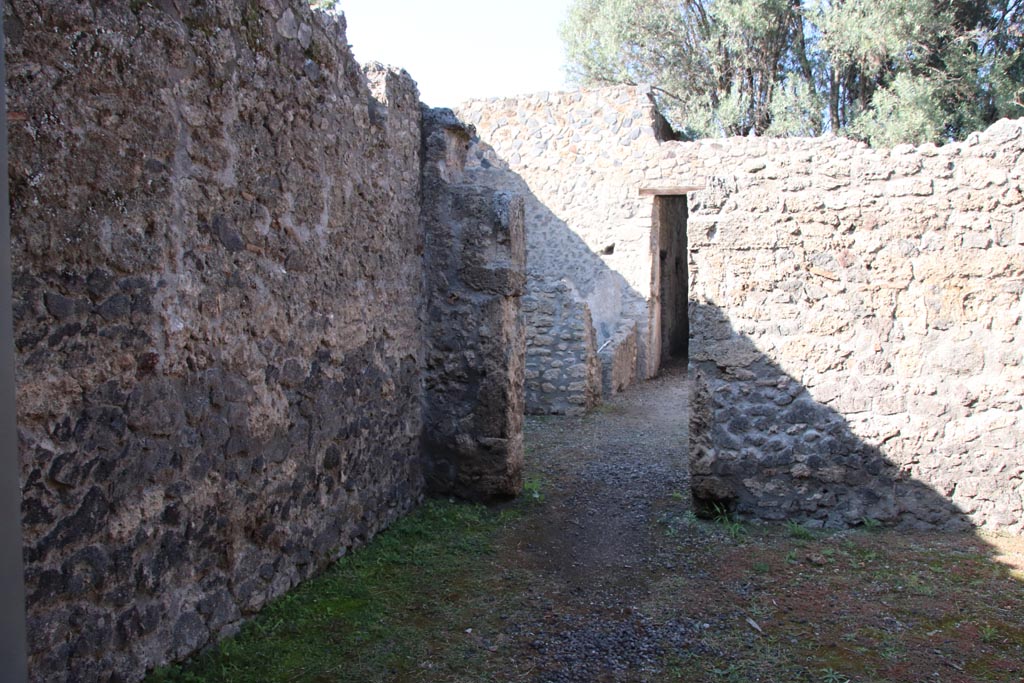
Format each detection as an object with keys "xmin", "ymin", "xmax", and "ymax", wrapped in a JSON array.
[{"xmin": 656, "ymin": 195, "xmax": 689, "ymax": 362}]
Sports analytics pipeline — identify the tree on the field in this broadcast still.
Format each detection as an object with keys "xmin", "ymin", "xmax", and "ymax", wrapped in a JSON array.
[
  {"xmin": 309, "ymin": 1, "xmax": 339, "ymax": 12},
  {"xmin": 561, "ymin": 0, "xmax": 1024, "ymax": 144},
  {"xmin": 561, "ymin": 0, "xmax": 799, "ymax": 137}
]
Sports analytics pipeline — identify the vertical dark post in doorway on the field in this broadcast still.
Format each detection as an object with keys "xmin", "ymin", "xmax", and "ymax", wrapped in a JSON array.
[
  {"xmin": 656, "ymin": 195, "xmax": 689, "ymax": 362},
  {"xmin": 0, "ymin": 8, "xmax": 30, "ymax": 681}
]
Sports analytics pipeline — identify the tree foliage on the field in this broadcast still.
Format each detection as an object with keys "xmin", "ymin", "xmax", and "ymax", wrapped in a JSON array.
[
  {"xmin": 309, "ymin": 1, "xmax": 339, "ymax": 12},
  {"xmin": 562, "ymin": 0, "xmax": 1024, "ymax": 144}
]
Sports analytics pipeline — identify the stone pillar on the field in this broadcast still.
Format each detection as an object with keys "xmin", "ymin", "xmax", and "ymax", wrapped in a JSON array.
[{"xmin": 420, "ymin": 108, "xmax": 526, "ymax": 499}]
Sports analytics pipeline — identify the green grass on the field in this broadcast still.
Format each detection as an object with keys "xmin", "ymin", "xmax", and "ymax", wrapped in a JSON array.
[
  {"xmin": 147, "ymin": 499, "xmax": 517, "ymax": 683},
  {"xmin": 522, "ymin": 475, "xmax": 545, "ymax": 502},
  {"xmin": 860, "ymin": 517, "xmax": 882, "ymax": 531},
  {"xmin": 980, "ymin": 623, "xmax": 1000, "ymax": 644},
  {"xmin": 710, "ymin": 503, "xmax": 747, "ymax": 541},
  {"xmin": 786, "ymin": 520, "xmax": 814, "ymax": 540},
  {"xmin": 820, "ymin": 668, "xmax": 850, "ymax": 683},
  {"xmin": 144, "ymin": 477, "xmax": 1024, "ymax": 683}
]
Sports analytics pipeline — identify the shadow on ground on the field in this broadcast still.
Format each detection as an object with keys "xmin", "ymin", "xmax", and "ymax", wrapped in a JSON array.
[
  {"xmin": 502, "ymin": 373, "xmax": 1024, "ymax": 683},
  {"xmin": 150, "ymin": 367, "xmax": 1024, "ymax": 683},
  {"xmin": 465, "ymin": 127, "xmax": 976, "ymax": 533}
]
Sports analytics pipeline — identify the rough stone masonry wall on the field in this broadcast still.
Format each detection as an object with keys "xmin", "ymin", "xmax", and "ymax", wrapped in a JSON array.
[
  {"xmin": 7, "ymin": 2, "xmax": 449, "ymax": 680},
  {"xmin": 462, "ymin": 84, "xmax": 1022, "ymax": 532},
  {"xmin": 521, "ymin": 280, "xmax": 601, "ymax": 415},
  {"xmin": 457, "ymin": 89, "xmax": 676, "ymax": 410},
  {"xmin": 600, "ymin": 321, "xmax": 639, "ymax": 397},
  {"xmin": 420, "ymin": 109, "xmax": 526, "ymax": 497},
  {"xmin": 667, "ymin": 122, "xmax": 1024, "ymax": 531}
]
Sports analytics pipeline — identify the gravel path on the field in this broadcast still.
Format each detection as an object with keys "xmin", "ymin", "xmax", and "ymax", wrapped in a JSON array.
[{"xmin": 498, "ymin": 361, "xmax": 701, "ymax": 683}]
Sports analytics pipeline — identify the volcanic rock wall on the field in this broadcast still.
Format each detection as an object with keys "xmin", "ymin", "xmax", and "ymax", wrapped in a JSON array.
[
  {"xmin": 676, "ymin": 124, "xmax": 1024, "ymax": 531},
  {"xmin": 7, "ymin": 2, "xmax": 524, "ymax": 680},
  {"xmin": 458, "ymin": 89, "xmax": 677, "ymax": 413},
  {"xmin": 521, "ymin": 280, "xmax": 601, "ymax": 415},
  {"xmin": 420, "ymin": 108, "xmax": 526, "ymax": 498},
  {"xmin": 462, "ymin": 86, "xmax": 1023, "ymax": 532}
]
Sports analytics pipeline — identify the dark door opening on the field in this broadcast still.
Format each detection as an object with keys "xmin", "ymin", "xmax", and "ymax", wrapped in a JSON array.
[{"xmin": 657, "ymin": 195, "xmax": 689, "ymax": 362}]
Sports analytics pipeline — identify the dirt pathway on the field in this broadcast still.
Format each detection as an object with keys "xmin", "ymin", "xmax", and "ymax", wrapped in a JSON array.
[
  {"xmin": 496, "ymin": 362, "xmax": 699, "ymax": 682},
  {"xmin": 155, "ymin": 360, "xmax": 1024, "ymax": 683},
  {"xmin": 482, "ymin": 362, "xmax": 1024, "ymax": 683}
]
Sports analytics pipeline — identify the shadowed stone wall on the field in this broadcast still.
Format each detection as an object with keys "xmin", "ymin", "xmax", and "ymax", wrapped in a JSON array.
[
  {"xmin": 677, "ymin": 124, "xmax": 1024, "ymax": 531},
  {"xmin": 458, "ymin": 89, "xmax": 677, "ymax": 410},
  {"xmin": 462, "ymin": 85, "xmax": 1023, "ymax": 533},
  {"xmin": 522, "ymin": 280, "xmax": 602, "ymax": 415},
  {"xmin": 420, "ymin": 109, "xmax": 526, "ymax": 498},
  {"xmin": 7, "ymin": 2, "xmax": 523, "ymax": 680}
]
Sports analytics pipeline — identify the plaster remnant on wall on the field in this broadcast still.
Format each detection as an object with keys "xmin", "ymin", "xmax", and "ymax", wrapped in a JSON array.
[{"xmin": 600, "ymin": 322, "xmax": 638, "ymax": 397}]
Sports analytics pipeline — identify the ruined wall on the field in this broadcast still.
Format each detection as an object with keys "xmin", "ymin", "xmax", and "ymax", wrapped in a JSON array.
[
  {"xmin": 600, "ymin": 322, "xmax": 639, "ymax": 397},
  {"xmin": 457, "ymin": 89, "xmax": 674, "ymax": 404},
  {"xmin": 522, "ymin": 280, "xmax": 601, "ymax": 415},
  {"xmin": 4, "ymin": 2, "xmax": 513, "ymax": 680},
  {"xmin": 420, "ymin": 109, "xmax": 526, "ymax": 498},
  {"xmin": 461, "ymin": 85, "xmax": 1022, "ymax": 532},
  {"xmin": 669, "ymin": 124, "xmax": 1024, "ymax": 531}
]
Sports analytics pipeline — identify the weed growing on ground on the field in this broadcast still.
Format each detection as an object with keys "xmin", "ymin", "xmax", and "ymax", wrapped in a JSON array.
[
  {"xmin": 860, "ymin": 517, "xmax": 882, "ymax": 531},
  {"xmin": 786, "ymin": 520, "xmax": 813, "ymax": 540},
  {"xmin": 710, "ymin": 502, "xmax": 747, "ymax": 540},
  {"xmin": 820, "ymin": 667, "xmax": 850, "ymax": 683},
  {"xmin": 523, "ymin": 476, "xmax": 545, "ymax": 502}
]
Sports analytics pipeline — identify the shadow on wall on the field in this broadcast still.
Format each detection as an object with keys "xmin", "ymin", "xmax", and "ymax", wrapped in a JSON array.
[
  {"xmin": 689, "ymin": 300, "xmax": 972, "ymax": 531},
  {"xmin": 464, "ymin": 151, "xmax": 663, "ymax": 414},
  {"xmin": 465, "ymin": 121, "xmax": 974, "ymax": 532}
]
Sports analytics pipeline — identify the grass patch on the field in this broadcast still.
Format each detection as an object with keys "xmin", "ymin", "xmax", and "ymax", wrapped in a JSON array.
[
  {"xmin": 709, "ymin": 503, "xmax": 747, "ymax": 541},
  {"xmin": 147, "ymin": 499, "xmax": 517, "ymax": 683},
  {"xmin": 786, "ymin": 520, "xmax": 814, "ymax": 540},
  {"xmin": 522, "ymin": 475, "xmax": 545, "ymax": 502}
]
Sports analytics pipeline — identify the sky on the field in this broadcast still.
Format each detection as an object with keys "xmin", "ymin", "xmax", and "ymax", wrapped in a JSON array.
[{"xmin": 333, "ymin": 0, "xmax": 576, "ymax": 107}]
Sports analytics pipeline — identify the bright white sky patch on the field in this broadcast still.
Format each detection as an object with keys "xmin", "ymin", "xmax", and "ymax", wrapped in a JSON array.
[{"xmin": 334, "ymin": 0, "xmax": 575, "ymax": 107}]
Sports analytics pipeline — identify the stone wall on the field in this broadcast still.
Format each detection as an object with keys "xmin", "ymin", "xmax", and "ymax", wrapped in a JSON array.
[
  {"xmin": 673, "ymin": 123, "xmax": 1024, "ymax": 531},
  {"xmin": 461, "ymin": 85, "xmax": 1023, "ymax": 533},
  {"xmin": 457, "ymin": 89, "xmax": 678, "ymax": 408},
  {"xmin": 600, "ymin": 322, "xmax": 638, "ymax": 397},
  {"xmin": 420, "ymin": 109, "xmax": 526, "ymax": 497},
  {"xmin": 522, "ymin": 280, "xmax": 601, "ymax": 415},
  {"xmin": 7, "ymin": 2, "xmax": 524, "ymax": 680}
]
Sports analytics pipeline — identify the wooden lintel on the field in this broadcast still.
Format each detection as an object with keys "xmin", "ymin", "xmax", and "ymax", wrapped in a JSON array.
[{"xmin": 638, "ymin": 185, "xmax": 704, "ymax": 196}]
